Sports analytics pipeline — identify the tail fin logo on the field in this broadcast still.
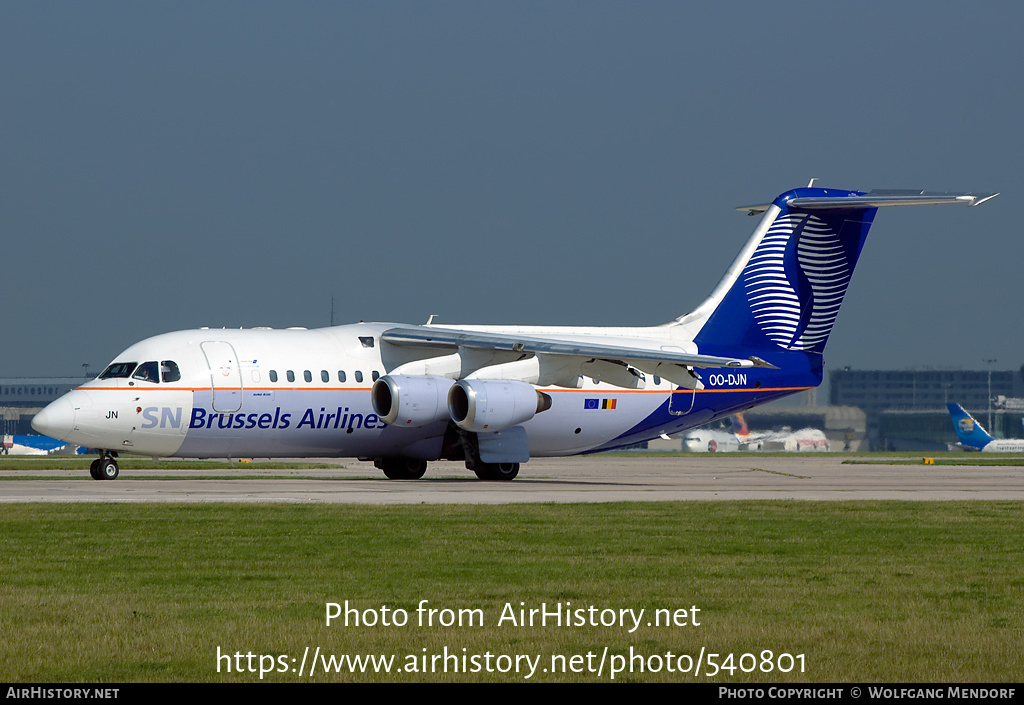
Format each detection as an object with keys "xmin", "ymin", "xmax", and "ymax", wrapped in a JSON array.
[
  {"xmin": 959, "ymin": 418, "xmax": 975, "ymax": 434},
  {"xmin": 743, "ymin": 213, "xmax": 851, "ymax": 351}
]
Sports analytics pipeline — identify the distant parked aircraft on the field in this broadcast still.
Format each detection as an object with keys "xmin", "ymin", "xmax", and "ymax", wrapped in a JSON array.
[
  {"xmin": 683, "ymin": 414, "xmax": 829, "ymax": 452},
  {"xmin": 947, "ymin": 403, "xmax": 1024, "ymax": 452},
  {"xmin": 1, "ymin": 435, "xmax": 69, "ymax": 455}
]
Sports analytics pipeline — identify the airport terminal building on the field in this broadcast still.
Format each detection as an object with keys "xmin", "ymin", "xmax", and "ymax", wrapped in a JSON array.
[{"xmin": 829, "ymin": 367, "xmax": 1024, "ymax": 450}]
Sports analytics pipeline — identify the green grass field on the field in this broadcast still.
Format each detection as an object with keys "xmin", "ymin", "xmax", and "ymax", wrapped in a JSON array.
[{"xmin": 2, "ymin": 501, "xmax": 1021, "ymax": 682}]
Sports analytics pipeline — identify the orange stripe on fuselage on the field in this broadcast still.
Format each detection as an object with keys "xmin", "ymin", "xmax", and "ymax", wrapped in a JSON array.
[
  {"xmin": 538, "ymin": 386, "xmax": 812, "ymax": 395},
  {"xmin": 80, "ymin": 385, "xmax": 811, "ymax": 395}
]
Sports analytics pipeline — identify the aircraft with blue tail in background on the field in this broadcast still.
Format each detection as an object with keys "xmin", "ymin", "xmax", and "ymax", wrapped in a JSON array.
[
  {"xmin": 947, "ymin": 403, "xmax": 1024, "ymax": 452},
  {"xmin": 33, "ymin": 185, "xmax": 996, "ymax": 480}
]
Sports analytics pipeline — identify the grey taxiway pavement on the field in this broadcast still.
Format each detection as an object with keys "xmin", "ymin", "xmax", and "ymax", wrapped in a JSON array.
[{"xmin": 3, "ymin": 455, "xmax": 1024, "ymax": 503}]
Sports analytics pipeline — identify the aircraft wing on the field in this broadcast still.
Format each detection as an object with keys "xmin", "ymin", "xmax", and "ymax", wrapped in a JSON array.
[{"xmin": 380, "ymin": 326, "xmax": 778, "ymax": 370}]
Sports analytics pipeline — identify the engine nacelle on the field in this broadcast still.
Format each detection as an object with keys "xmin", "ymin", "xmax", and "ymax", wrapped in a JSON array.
[
  {"xmin": 447, "ymin": 379, "xmax": 552, "ymax": 433},
  {"xmin": 371, "ymin": 375, "xmax": 454, "ymax": 427}
]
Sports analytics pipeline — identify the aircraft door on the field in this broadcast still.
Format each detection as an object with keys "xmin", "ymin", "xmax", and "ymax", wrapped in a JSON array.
[{"xmin": 201, "ymin": 341, "xmax": 242, "ymax": 413}]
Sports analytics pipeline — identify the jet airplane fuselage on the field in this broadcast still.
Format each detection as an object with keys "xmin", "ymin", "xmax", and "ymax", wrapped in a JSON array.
[
  {"xmin": 33, "ymin": 186, "xmax": 997, "ymax": 480},
  {"xmin": 35, "ymin": 322, "xmax": 807, "ymax": 462}
]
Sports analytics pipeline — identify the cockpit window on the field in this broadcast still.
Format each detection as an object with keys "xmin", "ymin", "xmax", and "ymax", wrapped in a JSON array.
[
  {"xmin": 99, "ymin": 362, "xmax": 137, "ymax": 379},
  {"xmin": 132, "ymin": 361, "xmax": 161, "ymax": 383},
  {"xmin": 161, "ymin": 361, "xmax": 181, "ymax": 383}
]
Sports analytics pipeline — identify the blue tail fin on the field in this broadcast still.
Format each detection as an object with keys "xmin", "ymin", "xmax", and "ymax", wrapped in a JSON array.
[
  {"xmin": 677, "ymin": 187, "xmax": 996, "ymax": 362},
  {"xmin": 691, "ymin": 187, "xmax": 875, "ymax": 356},
  {"xmin": 947, "ymin": 403, "xmax": 994, "ymax": 450}
]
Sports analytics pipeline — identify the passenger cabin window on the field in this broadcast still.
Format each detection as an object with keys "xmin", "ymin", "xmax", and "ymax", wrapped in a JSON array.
[
  {"xmin": 304, "ymin": 370, "xmax": 312, "ymax": 383},
  {"xmin": 161, "ymin": 361, "xmax": 181, "ymax": 383},
  {"xmin": 287, "ymin": 370, "xmax": 295, "ymax": 383},
  {"xmin": 132, "ymin": 361, "xmax": 160, "ymax": 383},
  {"xmin": 355, "ymin": 371, "xmax": 363, "ymax": 383},
  {"xmin": 99, "ymin": 362, "xmax": 137, "ymax": 379},
  {"xmin": 269, "ymin": 370, "xmax": 278, "ymax": 383},
  {"xmin": 338, "ymin": 371, "xmax": 346, "ymax": 383},
  {"xmin": 372, "ymin": 371, "xmax": 380, "ymax": 382},
  {"xmin": 321, "ymin": 370, "xmax": 329, "ymax": 383}
]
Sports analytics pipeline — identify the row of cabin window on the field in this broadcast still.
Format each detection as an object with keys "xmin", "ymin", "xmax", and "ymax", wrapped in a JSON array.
[{"xmin": 267, "ymin": 369, "xmax": 381, "ymax": 385}]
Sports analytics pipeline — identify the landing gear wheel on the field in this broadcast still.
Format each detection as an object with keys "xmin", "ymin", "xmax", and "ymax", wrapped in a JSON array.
[
  {"xmin": 99, "ymin": 458, "xmax": 119, "ymax": 480},
  {"xmin": 473, "ymin": 462, "xmax": 519, "ymax": 481},
  {"xmin": 89, "ymin": 459, "xmax": 102, "ymax": 480},
  {"xmin": 377, "ymin": 458, "xmax": 427, "ymax": 480}
]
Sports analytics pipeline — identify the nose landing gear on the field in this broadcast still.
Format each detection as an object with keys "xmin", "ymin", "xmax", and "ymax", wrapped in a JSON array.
[{"xmin": 89, "ymin": 452, "xmax": 120, "ymax": 480}]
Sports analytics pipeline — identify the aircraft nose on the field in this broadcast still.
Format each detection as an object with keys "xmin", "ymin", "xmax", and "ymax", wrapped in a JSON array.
[{"xmin": 32, "ymin": 397, "xmax": 76, "ymax": 441}]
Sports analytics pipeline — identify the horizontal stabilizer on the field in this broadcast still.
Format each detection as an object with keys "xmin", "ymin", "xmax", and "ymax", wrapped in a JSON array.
[{"xmin": 738, "ymin": 189, "xmax": 998, "ymax": 215}]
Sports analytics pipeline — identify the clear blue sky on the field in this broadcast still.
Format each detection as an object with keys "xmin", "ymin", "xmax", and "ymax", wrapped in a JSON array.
[{"xmin": 2, "ymin": 2, "xmax": 1021, "ymax": 377}]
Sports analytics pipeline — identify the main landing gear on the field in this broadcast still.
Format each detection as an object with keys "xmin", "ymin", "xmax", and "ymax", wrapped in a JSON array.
[
  {"xmin": 472, "ymin": 462, "xmax": 520, "ymax": 481},
  {"xmin": 375, "ymin": 457, "xmax": 428, "ymax": 480},
  {"xmin": 373, "ymin": 457, "xmax": 520, "ymax": 481},
  {"xmin": 89, "ymin": 452, "xmax": 119, "ymax": 481}
]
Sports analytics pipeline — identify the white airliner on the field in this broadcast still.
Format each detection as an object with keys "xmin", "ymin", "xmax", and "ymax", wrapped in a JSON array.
[
  {"xmin": 682, "ymin": 428, "xmax": 741, "ymax": 453},
  {"xmin": 33, "ymin": 186, "xmax": 996, "ymax": 481},
  {"xmin": 681, "ymin": 414, "xmax": 829, "ymax": 452},
  {"xmin": 681, "ymin": 415, "xmax": 744, "ymax": 452},
  {"xmin": 947, "ymin": 403, "xmax": 1024, "ymax": 452}
]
